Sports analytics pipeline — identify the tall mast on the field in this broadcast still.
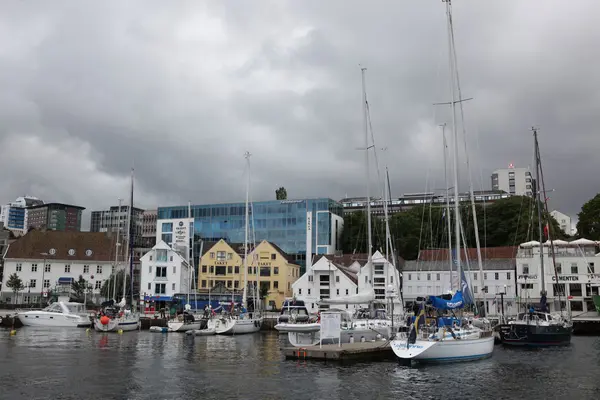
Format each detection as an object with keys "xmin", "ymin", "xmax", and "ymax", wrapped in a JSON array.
[
  {"xmin": 112, "ymin": 198, "xmax": 123, "ymax": 301},
  {"xmin": 187, "ymin": 201, "xmax": 192, "ymax": 307},
  {"xmin": 441, "ymin": 124, "xmax": 453, "ymax": 282},
  {"xmin": 122, "ymin": 169, "xmax": 133, "ymax": 305},
  {"xmin": 532, "ymin": 128, "xmax": 546, "ymax": 295},
  {"xmin": 445, "ymin": 0, "xmax": 461, "ymax": 289},
  {"xmin": 361, "ymin": 67, "xmax": 373, "ymax": 287},
  {"xmin": 242, "ymin": 151, "xmax": 251, "ymax": 309}
]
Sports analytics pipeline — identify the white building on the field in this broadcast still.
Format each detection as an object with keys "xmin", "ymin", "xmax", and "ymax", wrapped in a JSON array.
[
  {"xmin": 155, "ymin": 218, "xmax": 194, "ymax": 262},
  {"xmin": 550, "ymin": 210, "xmax": 572, "ymax": 235},
  {"xmin": 292, "ymin": 250, "xmax": 401, "ymax": 314},
  {"xmin": 1, "ymin": 230, "xmax": 115, "ymax": 304},
  {"xmin": 0, "ymin": 196, "xmax": 44, "ymax": 235},
  {"xmin": 403, "ymin": 247, "xmax": 518, "ymax": 316},
  {"xmin": 516, "ymin": 238, "xmax": 600, "ymax": 315},
  {"xmin": 491, "ymin": 165, "xmax": 533, "ymax": 197},
  {"xmin": 139, "ymin": 240, "xmax": 190, "ymax": 303}
]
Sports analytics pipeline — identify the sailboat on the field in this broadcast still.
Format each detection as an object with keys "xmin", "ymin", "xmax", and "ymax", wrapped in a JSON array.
[
  {"xmin": 390, "ymin": 0, "xmax": 494, "ymax": 363},
  {"xmin": 213, "ymin": 152, "xmax": 263, "ymax": 335},
  {"xmin": 497, "ymin": 128, "xmax": 572, "ymax": 346},
  {"xmin": 94, "ymin": 169, "xmax": 141, "ymax": 332}
]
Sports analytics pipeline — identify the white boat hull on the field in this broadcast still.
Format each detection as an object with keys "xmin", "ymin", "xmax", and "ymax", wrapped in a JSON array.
[
  {"xmin": 275, "ymin": 322, "xmax": 320, "ymax": 333},
  {"xmin": 214, "ymin": 317, "xmax": 262, "ymax": 335},
  {"xmin": 93, "ymin": 315, "xmax": 140, "ymax": 332},
  {"xmin": 17, "ymin": 312, "xmax": 90, "ymax": 328},
  {"xmin": 391, "ymin": 335, "xmax": 494, "ymax": 362},
  {"xmin": 168, "ymin": 321, "xmax": 202, "ymax": 332}
]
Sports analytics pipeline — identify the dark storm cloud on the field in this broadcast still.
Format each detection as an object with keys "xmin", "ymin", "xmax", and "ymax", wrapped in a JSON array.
[{"xmin": 0, "ymin": 0, "xmax": 598, "ymax": 226}]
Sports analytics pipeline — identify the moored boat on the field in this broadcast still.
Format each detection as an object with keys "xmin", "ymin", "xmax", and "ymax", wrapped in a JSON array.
[{"xmin": 17, "ymin": 302, "xmax": 91, "ymax": 328}]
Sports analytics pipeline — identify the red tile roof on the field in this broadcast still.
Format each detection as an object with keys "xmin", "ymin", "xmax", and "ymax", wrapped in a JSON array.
[
  {"xmin": 4, "ymin": 230, "xmax": 116, "ymax": 262},
  {"xmin": 417, "ymin": 246, "xmax": 518, "ymax": 261}
]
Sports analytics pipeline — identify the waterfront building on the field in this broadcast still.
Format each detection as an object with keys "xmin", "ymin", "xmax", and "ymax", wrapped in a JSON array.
[
  {"xmin": 139, "ymin": 240, "xmax": 190, "ymax": 303},
  {"xmin": 550, "ymin": 210, "xmax": 572, "ymax": 235},
  {"xmin": 292, "ymin": 250, "xmax": 401, "ymax": 314},
  {"xmin": 0, "ymin": 230, "xmax": 115, "ymax": 304},
  {"xmin": 403, "ymin": 246, "xmax": 517, "ymax": 316},
  {"xmin": 142, "ymin": 209, "xmax": 157, "ymax": 248},
  {"xmin": 26, "ymin": 203, "xmax": 85, "ymax": 232},
  {"xmin": 491, "ymin": 165, "xmax": 533, "ymax": 196},
  {"xmin": 341, "ymin": 190, "xmax": 510, "ymax": 215},
  {"xmin": 90, "ymin": 205, "xmax": 145, "ymax": 247},
  {"xmin": 198, "ymin": 239, "xmax": 245, "ymax": 294},
  {"xmin": 516, "ymin": 238, "xmax": 600, "ymax": 315},
  {"xmin": 0, "ymin": 196, "xmax": 44, "ymax": 235},
  {"xmin": 157, "ymin": 198, "xmax": 344, "ymax": 272},
  {"xmin": 246, "ymin": 240, "xmax": 300, "ymax": 309}
]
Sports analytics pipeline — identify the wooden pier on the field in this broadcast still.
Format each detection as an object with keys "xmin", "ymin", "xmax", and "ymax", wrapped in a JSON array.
[{"xmin": 283, "ymin": 340, "xmax": 395, "ymax": 362}]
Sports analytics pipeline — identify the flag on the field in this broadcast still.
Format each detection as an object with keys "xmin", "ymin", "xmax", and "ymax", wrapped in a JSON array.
[
  {"xmin": 414, "ymin": 303, "xmax": 426, "ymax": 334},
  {"xmin": 544, "ymin": 223, "xmax": 549, "ymax": 238}
]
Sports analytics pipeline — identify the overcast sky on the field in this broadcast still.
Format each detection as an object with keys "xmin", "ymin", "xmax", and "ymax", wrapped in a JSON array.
[{"xmin": 1, "ymin": 0, "xmax": 598, "ymax": 228}]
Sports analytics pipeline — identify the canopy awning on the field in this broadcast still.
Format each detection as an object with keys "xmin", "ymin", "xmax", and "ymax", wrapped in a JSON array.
[{"xmin": 57, "ymin": 277, "xmax": 74, "ymax": 284}]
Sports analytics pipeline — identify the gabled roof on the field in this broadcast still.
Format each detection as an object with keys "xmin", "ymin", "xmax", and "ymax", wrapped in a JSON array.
[
  {"xmin": 266, "ymin": 241, "xmax": 295, "ymax": 263},
  {"xmin": 313, "ymin": 253, "xmax": 369, "ymax": 267},
  {"xmin": 200, "ymin": 240, "xmax": 246, "ymax": 257},
  {"xmin": 309, "ymin": 256, "xmax": 357, "ymax": 284},
  {"xmin": 4, "ymin": 230, "xmax": 114, "ymax": 262},
  {"xmin": 418, "ymin": 246, "xmax": 517, "ymax": 261}
]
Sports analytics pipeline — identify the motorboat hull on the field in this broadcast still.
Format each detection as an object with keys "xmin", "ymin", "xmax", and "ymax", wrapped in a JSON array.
[
  {"xmin": 187, "ymin": 328, "xmax": 217, "ymax": 336},
  {"xmin": 17, "ymin": 312, "xmax": 91, "ymax": 328},
  {"xmin": 287, "ymin": 326, "xmax": 392, "ymax": 347},
  {"xmin": 93, "ymin": 315, "xmax": 140, "ymax": 332},
  {"xmin": 275, "ymin": 322, "xmax": 320, "ymax": 333},
  {"xmin": 391, "ymin": 335, "xmax": 494, "ymax": 363},
  {"xmin": 497, "ymin": 323, "xmax": 572, "ymax": 347},
  {"xmin": 214, "ymin": 317, "xmax": 262, "ymax": 335},
  {"xmin": 168, "ymin": 321, "xmax": 202, "ymax": 332}
]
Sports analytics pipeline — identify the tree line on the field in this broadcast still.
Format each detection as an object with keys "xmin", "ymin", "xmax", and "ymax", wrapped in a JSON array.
[{"xmin": 340, "ymin": 195, "xmax": 572, "ymax": 260}]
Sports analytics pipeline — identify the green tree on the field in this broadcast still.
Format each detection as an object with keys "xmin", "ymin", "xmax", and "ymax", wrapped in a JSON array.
[
  {"xmin": 340, "ymin": 211, "xmax": 387, "ymax": 255},
  {"xmin": 6, "ymin": 273, "xmax": 23, "ymax": 303},
  {"xmin": 275, "ymin": 187, "xmax": 288, "ymax": 200},
  {"xmin": 100, "ymin": 270, "xmax": 131, "ymax": 300},
  {"xmin": 576, "ymin": 193, "xmax": 600, "ymax": 240},
  {"xmin": 70, "ymin": 275, "xmax": 89, "ymax": 301}
]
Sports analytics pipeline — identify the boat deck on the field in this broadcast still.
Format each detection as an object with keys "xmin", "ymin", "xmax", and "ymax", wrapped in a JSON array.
[{"xmin": 282, "ymin": 340, "xmax": 394, "ymax": 362}]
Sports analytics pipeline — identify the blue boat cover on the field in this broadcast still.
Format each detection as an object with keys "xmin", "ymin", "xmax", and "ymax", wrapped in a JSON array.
[{"xmin": 428, "ymin": 291, "xmax": 465, "ymax": 310}]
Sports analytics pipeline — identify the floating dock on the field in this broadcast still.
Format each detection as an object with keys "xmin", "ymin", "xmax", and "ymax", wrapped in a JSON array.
[{"xmin": 283, "ymin": 341, "xmax": 394, "ymax": 362}]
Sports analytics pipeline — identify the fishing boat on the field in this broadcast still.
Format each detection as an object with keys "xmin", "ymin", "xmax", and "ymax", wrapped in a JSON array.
[
  {"xmin": 17, "ymin": 302, "xmax": 91, "ymax": 328},
  {"xmin": 94, "ymin": 169, "xmax": 140, "ymax": 332},
  {"xmin": 214, "ymin": 152, "xmax": 262, "ymax": 335},
  {"xmin": 497, "ymin": 128, "xmax": 572, "ymax": 346}
]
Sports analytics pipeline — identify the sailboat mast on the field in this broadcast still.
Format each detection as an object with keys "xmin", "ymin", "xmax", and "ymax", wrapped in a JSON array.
[
  {"xmin": 187, "ymin": 201, "xmax": 192, "ymax": 307},
  {"xmin": 533, "ymin": 129, "xmax": 546, "ymax": 293},
  {"xmin": 445, "ymin": 0, "xmax": 461, "ymax": 288},
  {"xmin": 242, "ymin": 152, "xmax": 251, "ymax": 309},
  {"xmin": 122, "ymin": 169, "xmax": 133, "ymax": 304},
  {"xmin": 441, "ymin": 124, "xmax": 453, "ymax": 281},
  {"xmin": 112, "ymin": 198, "xmax": 123, "ymax": 301},
  {"xmin": 361, "ymin": 67, "xmax": 373, "ymax": 286}
]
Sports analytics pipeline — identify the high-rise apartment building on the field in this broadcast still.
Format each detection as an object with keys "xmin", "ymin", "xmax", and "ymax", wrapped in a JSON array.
[
  {"xmin": 90, "ymin": 205, "xmax": 144, "ymax": 247},
  {"xmin": 491, "ymin": 165, "xmax": 533, "ymax": 196},
  {"xmin": 0, "ymin": 196, "xmax": 44, "ymax": 235},
  {"xmin": 26, "ymin": 203, "xmax": 85, "ymax": 232}
]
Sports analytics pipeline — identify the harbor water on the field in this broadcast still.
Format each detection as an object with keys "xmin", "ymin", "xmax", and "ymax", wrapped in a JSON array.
[{"xmin": 1, "ymin": 329, "xmax": 599, "ymax": 399}]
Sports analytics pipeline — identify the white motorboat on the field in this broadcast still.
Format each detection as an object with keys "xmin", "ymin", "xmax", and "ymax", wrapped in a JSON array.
[
  {"xmin": 17, "ymin": 302, "xmax": 91, "ymax": 328},
  {"xmin": 274, "ymin": 299, "xmax": 320, "ymax": 333}
]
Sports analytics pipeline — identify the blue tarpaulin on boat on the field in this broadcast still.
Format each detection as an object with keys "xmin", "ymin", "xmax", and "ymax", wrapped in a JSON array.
[
  {"xmin": 429, "ymin": 291, "xmax": 465, "ymax": 310},
  {"xmin": 144, "ymin": 296, "xmax": 172, "ymax": 302},
  {"xmin": 58, "ymin": 277, "xmax": 74, "ymax": 284}
]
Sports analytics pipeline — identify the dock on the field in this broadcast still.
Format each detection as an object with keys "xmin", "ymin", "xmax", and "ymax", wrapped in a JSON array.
[{"xmin": 282, "ymin": 340, "xmax": 394, "ymax": 362}]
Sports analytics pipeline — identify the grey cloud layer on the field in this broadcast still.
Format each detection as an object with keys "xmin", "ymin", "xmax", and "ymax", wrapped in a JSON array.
[{"xmin": 0, "ymin": 0, "xmax": 598, "ymax": 221}]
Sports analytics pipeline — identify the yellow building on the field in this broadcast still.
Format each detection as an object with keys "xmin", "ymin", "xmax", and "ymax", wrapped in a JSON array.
[
  {"xmin": 197, "ymin": 240, "xmax": 246, "ymax": 293},
  {"xmin": 246, "ymin": 240, "xmax": 300, "ymax": 310}
]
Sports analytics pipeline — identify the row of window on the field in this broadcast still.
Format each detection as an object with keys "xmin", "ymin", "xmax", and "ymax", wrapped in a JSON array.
[
  {"xmin": 148, "ymin": 266, "xmax": 177, "ymax": 277},
  {"xmin": 407, "ymin": 272, "xmax": 511, "ymax": 281},
  {"xmin": 200, "ymin": 265, "xmax": 289, "ymax": 277},
  {"xmin": 16, "ymin": 263, "xmax": 106, "ymax": 274},
  {"xmin": 297, "ymin": 287, "xmax": 354, "ymax": 296},
  {"xmin": 522, "ymin": 262, "xmax": 594, "ymax": 274},
  {"xmin": 20, "ymin": 279, "xmax": 103, "ymax": 290},
  {"xmin": 405, "ymin": 285, "xmax": 513, "ymax": 295}
]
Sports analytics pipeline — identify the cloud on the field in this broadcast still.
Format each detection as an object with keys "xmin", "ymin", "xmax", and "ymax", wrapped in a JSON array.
[{"xmin": 0, "ymin": 0, "xmax": 598, "ymax": 224}]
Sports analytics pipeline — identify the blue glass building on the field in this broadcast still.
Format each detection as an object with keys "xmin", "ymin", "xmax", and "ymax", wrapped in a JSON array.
[{"xmin": 157, "ymin": 198, "xmax": 344, "ymax": 272}]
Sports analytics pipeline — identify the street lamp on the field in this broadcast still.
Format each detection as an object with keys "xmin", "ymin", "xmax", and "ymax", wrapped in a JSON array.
[
  {"xmin": 40, "ymin": 252, "xmax": 49, "ymax": 304},
  {"xmin": 498, "ymin": 284, "xmax": 507, "ymax": 323}
]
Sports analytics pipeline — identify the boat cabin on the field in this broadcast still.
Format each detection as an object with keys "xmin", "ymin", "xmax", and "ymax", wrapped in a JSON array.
[{"xmin": 278, "ymin": 299, "xmax": 310, "ymax": 323}]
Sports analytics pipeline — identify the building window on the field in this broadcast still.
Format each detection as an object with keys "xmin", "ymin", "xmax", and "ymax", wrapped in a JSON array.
[
  {"xmin": 155, "ymin": 283, "xmax": 166, "ymax": 294},
  {"xmin": 150, "ymin": 255, "xmax": 153, "ymax": 261},
  {"xmin": 408, "ymin": 274, "xmax": 411, "ymax": 281},
  {"xmin": 336, "ymin": 288, "xmax": 339, "ymax": 295},
  {"xmin": 523, "ymin": 264, "xmax": 529, "ymax": 274},
  {"xmin": 227, "ymin": 280, "xmax": 232, "ymax": 288},
  {"xmin": 210, "ymin": 252, "xmax": 215, "ymax": 259},
  {"xmin": 112, "ymin": 266, "xmax": 115, "ymax": 273},
  {"xmin": 202, "ymin": 265, "xmax": 207, "ymax": 273},
  {"xmin": 148, "ymin": 283, "xmax": 151, "ymax": 290},
  {"xmin": 436, "ymin": 273, "xmax": 440, "ymax": 281},
  {"xmin": 171, "ymin": 283, "xmax": 176, "ymax": 291},
  {"xmin": 16, "ymin": 263, "xmax": 22, "ymax": 272},
  {"xmin": 335, "ymin": 275, "xmax": 339, "ymax": 283},
  {"xmin": 271, "ymin": 254, "xmax": 276, "ymax": 260},
  {"xmin": 228, "ymin": 266, "xmax": 232, "ymax": 274},
  {"xmin": 308, "ymin": 289, "xmax": 311, "ymax": 295},
  {"xmin": 274, "ymin": 267, "xmax": 279, "ymax": 275},
  {"xmin": 43, "ymin": 279, "xmax": 50, "ymax": 288},
  {"xmin": 346, "ymin": 289, "xmax": 349, "ymax": 295},
  {"xmin": 507, "ymin": 272, "xmax": 511, "ymax": 280},
  {"xmin": 156, "ymin": 249, "xmax": 168, "ymax": 262},
  {"xmin": 170, "ymin": 256, "xmax": 173, "ymax": 262},
  {"xmin": 556, "ymin": 263, "xmax": 562, "ymax": 274},
  {"xmin": 215, "ymin": 266, "xmax": 226, "ymax": 276},
  {"xmin": 149, "ymin": 266, "xmax": 152, "ymax": 274},
  {"xmin": 217, "ymin": 251, "xmax": 226, "ymax": 261},
  {"xmin": 162, "ymin": 222, "xmax": 173, "ymax": 232},
  {"xmin": 474, "ymin": 286, "xmax": 478, "ymax": 293},
  {"xmin": 235, "ymin": 266, "xmax": 240, "ymax": 274},
  {"xmin": 484, "ymin": 273, "xmax": 488, "ymax": 280},
  {"xmin": 260, "ymin": 267, "xmax": 271, "ymax": 277},
  {"xmin": 521, "ymin": 283, "xmax": 533, "ymax": 290},
  {"xmin": 494, "ymin": 273, "xmax": 499, "ymax": 280},
  {"xmin": 83, "ymin": 265, "xmax": 89, "ymax": 274},
  {"xmin": 96, "ymin": 265, "xmax": 102, "ymax": 274},
  {"xmin": 156, "ymin": 267, "xmax": 167, "ymax": 278},
  {"xmin": 427, "ymin": 273, "xmax": 431, "ymax": 281},
  {"xmin": 274, "ymin": 281, "xmax": 279, "ymax": 289},
  {"xmin": 201, "ymin": 280, "xmax": 207, "ymax": 288},
  {"xmin": 571, "ymin": 263, "xmax": 578, "ymax": 274},
  {"xmin": 308, "ymin": 275, "xmax": 313, "ymax": 282},
  {"xmin": 209, "ymin": 266, "xmax": 214, "ymax": 274},
  {"xmin": 44, "ymin": 264, "xmax": 51, "ymax": 273},
  {"xmin": 234, "ymin": 281, "xmax": 239, "ymax": 288},
  {"xmin": 298, "ymin": 288, "xmax": 302, "ymax": 295},
  {"xmin": 474, "ymin": 272, "xmax": 478, "ymax": 281},
  {"xmin": 95, "ymin": 281, "xmax": 102, "ymax": 290},
  {"xmin": 589, "ymin": 263, "xmax": 595, "ymax": 273},
  {"xmin": 31, "ymin": 264, "xmax": 37, "ymax": 272},
  {"xmin": 30, "ymin": 279, "xmax": 36, "ymax": 288},
  {"xmin": 65, "ymin": 265, "xmax": 71, "ymax": 273},
  {"xmin": 227, "ymin": 253, "xmax": 233, "ymax": 260},
  {"xmin": 172, "ymin": 266, "xmax": 176, "ymax": 274}
]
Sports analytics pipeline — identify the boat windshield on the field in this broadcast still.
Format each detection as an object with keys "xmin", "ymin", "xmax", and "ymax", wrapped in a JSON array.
[
  {"xmin": 45, "ymin": 303, "xmax": 64, "ymax": 313},
  {"xmin": 281, "ymin": 307, "xmax": 308, "ymax": 317},
  {"xmin": 66, "ymin": 304, "xmax": 86, "ymax": 314}
]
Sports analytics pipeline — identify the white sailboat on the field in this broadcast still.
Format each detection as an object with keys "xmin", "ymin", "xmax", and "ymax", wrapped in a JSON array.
[
  {"xmin": 94, "ymin": 169, "xmax": 141, "ymax": 332},
  {"xmin": 390, "ymin": 0, "xmax": 493, "ymax": 363},
  {"xmin": 214, "ymin": 152, "xmax": 263, "ymax": 335}
]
